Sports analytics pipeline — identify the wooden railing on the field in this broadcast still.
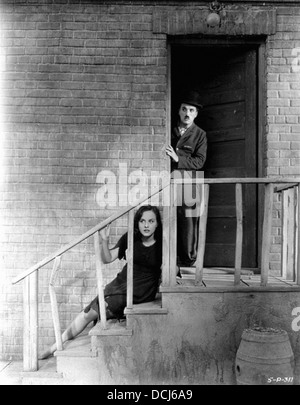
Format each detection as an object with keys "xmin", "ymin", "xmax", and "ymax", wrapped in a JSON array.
[
  {"xmin": 165, "ymin": 178, "xmax": 300, "ymax": 288},
  {"xmin": 12, "ymin": 181, "xmax": 168, "ymax": 371},
  {"xmin": 275, "ymin": 182, "xmax": 299, "ymax": 281},
  {"xmin": 12, "ymin": 177, "xmax": 300, "ymax": 371}
]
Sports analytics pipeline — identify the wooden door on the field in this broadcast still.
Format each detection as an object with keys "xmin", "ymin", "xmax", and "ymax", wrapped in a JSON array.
[{"xmin": 171, "ymin": 45, "xmax": 258, "ymax": 268}]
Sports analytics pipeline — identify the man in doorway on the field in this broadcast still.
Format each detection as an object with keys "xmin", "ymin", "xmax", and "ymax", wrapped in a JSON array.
[{"xmin": 166, "ymin": 90, "xmax": 207, "ymax": 267}]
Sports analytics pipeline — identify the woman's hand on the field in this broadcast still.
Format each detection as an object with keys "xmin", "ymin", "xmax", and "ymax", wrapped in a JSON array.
[
  {"xmin": 165, "ymin": 145, "xmax": 179, "ymax": 162},
  {"xmin": 100, "ymin": 224, "xmax": 111, "ymax": 241}
]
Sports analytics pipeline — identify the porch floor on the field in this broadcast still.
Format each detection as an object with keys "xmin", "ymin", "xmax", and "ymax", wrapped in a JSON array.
[{"xmin": 167, "ymin": 267, "xmax": 300, "ymax": 292}]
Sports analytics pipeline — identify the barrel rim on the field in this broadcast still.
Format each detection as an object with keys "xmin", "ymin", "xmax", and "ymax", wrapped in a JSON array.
[{"xmin": 244, "ymin": 327, "xmax": 287, "ymax": 335}]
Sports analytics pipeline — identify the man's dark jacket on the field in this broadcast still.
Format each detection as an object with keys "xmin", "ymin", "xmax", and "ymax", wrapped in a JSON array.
[
  {"xmin": 171, "ymin": 122, "xmax": 207, "ymax": 171},
  {"xmin": 170, "ymin": 122, "xmax": 207, "ymax": 267}
]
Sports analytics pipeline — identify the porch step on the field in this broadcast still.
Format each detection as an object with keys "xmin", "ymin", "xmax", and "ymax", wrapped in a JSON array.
[
  {"xmin": 54, "ymin": 329, "xmax": 99, "ymax": 385},
  {"xmin": 55, "ymin": 329, "xmax": 97, "ymax": 358},
  {"xmin": 89, "ymin": 318, "xmax": 132, "ymax": 336},
  {"xmin": 90, "ymin": 297, "xmax": 169, "ymax": 384},
  {"xmin": 124, "ymin": 298, "xmax": 168, "ymax": 315}
]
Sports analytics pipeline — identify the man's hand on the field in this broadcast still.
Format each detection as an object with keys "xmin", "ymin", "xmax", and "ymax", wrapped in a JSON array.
[{"xmin": 165, "ymin": 145, "xmax": 179, "ymax": 162}]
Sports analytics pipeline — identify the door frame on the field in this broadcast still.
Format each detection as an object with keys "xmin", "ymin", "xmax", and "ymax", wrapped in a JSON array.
[{"xmin": 167, "ymin": 36, "xmax": 267, "ymax": 269}]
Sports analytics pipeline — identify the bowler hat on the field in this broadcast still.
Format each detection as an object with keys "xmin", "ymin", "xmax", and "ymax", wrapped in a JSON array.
[{"xmin": 180, "ymin": 90, "xmax": 203, "ymax": 109}]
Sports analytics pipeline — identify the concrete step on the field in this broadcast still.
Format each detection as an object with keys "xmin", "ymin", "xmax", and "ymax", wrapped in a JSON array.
[
  {"xmin": 124, "ymin": 298, "xmax": 168, "ymax": 315},
  {"xmin": 54, "ymin": 329, "xmax": 99, "ymax": 385},
  {"xmin": 89, "ymin": 318, "xmax": 132, "ymax": 337}
]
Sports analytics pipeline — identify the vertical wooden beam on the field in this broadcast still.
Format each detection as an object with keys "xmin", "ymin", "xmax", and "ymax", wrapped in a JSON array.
[
  {"xmin": 169, "ymin": 180, "xmax": 177, "ymax": 286},
  {"xmin": 293, "ymin": 186, "xmax": 298, "ymax": 282},
  {"xmin": 257, "ymin": 42, "xmax": 266, "ymax": 269},
  {"xmin": 49, "ymin": 256, "xmax": 63, "ymax": 351},
  {"xmin": 287, "ymin": 188, "xmax": 295, "ymax": 280},
  {"xmin": 281, "ymin": 189, "xmax": 288, "ymax": 279},
  {"xmin": 94, "ymin": 231, "xmax": 107, "ymax": 329},
  {"xmin": 195, "ymin": 184, "xmax": 209, "ymax": 285},
  {"xmin": 162, "ymin": 41, "xmax": 171, "ymax": 288},
  {"xmin": 234, "ymin": 183, "xmax": 243, "ymax": 285},
  {"xmin": 23, "ymin": 271, "xmax": 38, "ymax": 372},
  {"xmin": 126, "ymin": 209, "xmax": 134, "ymax": 309},
  {"xmin": 162, "ymin": 182, "xmax": 171, "ymax": 286},
  {"xmin": 297, "ymin": 184, "xmax": 300, "ymax": 285},
  {"xmin": 280, "ymin": 187, "xmax": 297, "ymax": 281},
  {"xmin": 261, "ymin": 183, "xmax": 274, "ymax": 286}
]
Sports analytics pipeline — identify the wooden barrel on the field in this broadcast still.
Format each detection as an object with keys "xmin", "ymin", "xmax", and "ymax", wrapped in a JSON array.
[{"xmin": 235, "ymin": 327, "xmax": 294, "ymax": 385}]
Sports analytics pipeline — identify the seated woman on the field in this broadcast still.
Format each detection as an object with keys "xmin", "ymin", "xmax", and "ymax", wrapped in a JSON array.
[{"xmin": 40, "ymin": 205, "xmax": 162, "ymax": 359}]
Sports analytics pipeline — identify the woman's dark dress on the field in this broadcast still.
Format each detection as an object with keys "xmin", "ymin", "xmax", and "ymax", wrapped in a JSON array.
[{"xmin": 84, "ymin": 233, "xmax": 162, "ymax": 319}]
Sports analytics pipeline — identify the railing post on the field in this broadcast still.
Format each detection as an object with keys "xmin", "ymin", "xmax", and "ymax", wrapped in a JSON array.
[
  {"xmin": 23, "ymin": 271, "xmax": 38, "ymax": 371},
  {"xmin": 281, "ymin": 187, "xmax": 297, "ymax": 280},
  {"xmin": 126, "ymin": 209, "xmax": 134, "ymax": 309},
  {"xmin": 49, "ymin": 256, "xmax": 63, "ymax": 351},
  {"xmin": 297, "ymin": 184, "xmax": 300, "ymax": 285},
  {"xmin": 162, "ymin": 182, "xmax": 171, "ymax": 286},
  {"xmin": 261, "ymin": 183, "xmax": 274, "ymax": 286},
  {"xmin": 195, "ymin": 183, "xmax": 209, "ymax": 285},
  {"xmin": 169, "ymin": 180, "xmax": 177, "ymax": 286},
  {"xmin": 234, "ymin": 183, "xmax": 243, "ymax": 285},
  {"xmin": 94, "ymin": 231, "xmax": 107, "ymax": 329}
]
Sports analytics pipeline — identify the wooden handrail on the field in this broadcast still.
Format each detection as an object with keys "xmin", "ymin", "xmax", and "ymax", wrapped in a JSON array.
[
  {"xmin": 173, "ymin": 177, "xmax": 300, "ymax": 184},
  {"xmin": 13, "ymin": 177, "xmax": 300, "ymax": 285},
  {"xmin": 12, "ymin": 181, "xmax": 169, "ymax": 285}
]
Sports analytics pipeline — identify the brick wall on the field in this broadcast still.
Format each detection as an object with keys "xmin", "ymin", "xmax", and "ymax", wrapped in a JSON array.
[
  {"xmin": 0, "ymin": 0, "xmax": 299, "ymax": 360},
  {"xmin": 0, "ymin": 0, "xmax": 168, "ymax": 360},
  {"xmin": 266, "ymin": 6, "xmax": 300, "ymax": 273}
]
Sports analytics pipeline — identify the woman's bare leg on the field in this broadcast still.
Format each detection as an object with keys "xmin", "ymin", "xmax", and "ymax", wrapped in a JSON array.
[{"xmin": 39, "ymin": 308, "xmax": 98, "ymax": 360}]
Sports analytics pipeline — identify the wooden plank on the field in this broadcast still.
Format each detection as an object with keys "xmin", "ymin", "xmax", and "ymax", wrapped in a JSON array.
[
  {"xmin": 287, "ymin": 188, "xmax": 296, "ymax": 280},
  {"xmin": 23, "ymin": 271, "xmax": 38, "ymax": 372},
  {"xmin": 160, "ymin": 285, "xmax": 300, "ymax": 294},
  {"xmin": 169, "ymin": 181, "xmax": 177, "ymax": 286},
  {"xmin": 23, "ymin": 277, "xmax": 30, "ymax": 371},
  {"xmin": 163, "ymin": 45, "xmax": 171, "ymax": 287},
  {"xmin": 261, "ymin": 183, "xmax": 274, "ymax": 286},
  {"xmin": 234, "ymin": 183, "xmax": 243, "ymax": 285},
  {"xmin": 244, "ymin": 49, "xmax": 258, "ymax": 268},
  {"xmin": 126, "ymin": 209, "xmax": 134, "ymax": 309},
  {"xmin": 281, "ymin": 189, "xmax": 288, "ymax": 279},
  {"xmin": 94, "ymin": 232, "xmax": 107, "ymax": 329},
  {"xmin": 257, "ymin": 43, "xmax": 266, "ymax": 271},
  {"xmin": 281, "ymin": 187, "xmax": 297, "ymax": 281},
  {"xmin": 195, "ymin": 184, "xmax": 209, "ymax": 285},
  {"xmin": 49, "ymin": 256, "xmax": 63, "ymax": 350},
  {"xmin": 293, "ymin": 186, "xmax": 298, "ymax": 282},
  {"xmin": 297, "ymin": 184, "xmax": 300, "ymax": 285},
  {"xmin": 162, "ymin": 184, "xmax": 171, "ymax": 286},
  {"xmin": 173, "ymin": 178, "xmax": 300, "ymax": 185},
  {"xmin": 275, "ymin": 183, "xmax": 298, "ymax": 193}
]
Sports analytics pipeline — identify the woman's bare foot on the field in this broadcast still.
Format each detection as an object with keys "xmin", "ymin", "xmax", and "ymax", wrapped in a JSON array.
[{"xmin": 39, "ymin": 344, "xmax": 56, "ymax": 360}]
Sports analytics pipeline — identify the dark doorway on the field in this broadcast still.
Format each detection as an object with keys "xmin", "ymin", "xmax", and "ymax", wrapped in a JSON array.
[{"xmin": 171, "ymin": 43, "xmax": 258, "ymax": 268}]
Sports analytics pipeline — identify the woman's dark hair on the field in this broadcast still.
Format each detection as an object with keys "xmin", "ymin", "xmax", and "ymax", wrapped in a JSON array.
[{"xmin": 133, "ymin": 205, "xmax": 162, "ymax": 242}]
